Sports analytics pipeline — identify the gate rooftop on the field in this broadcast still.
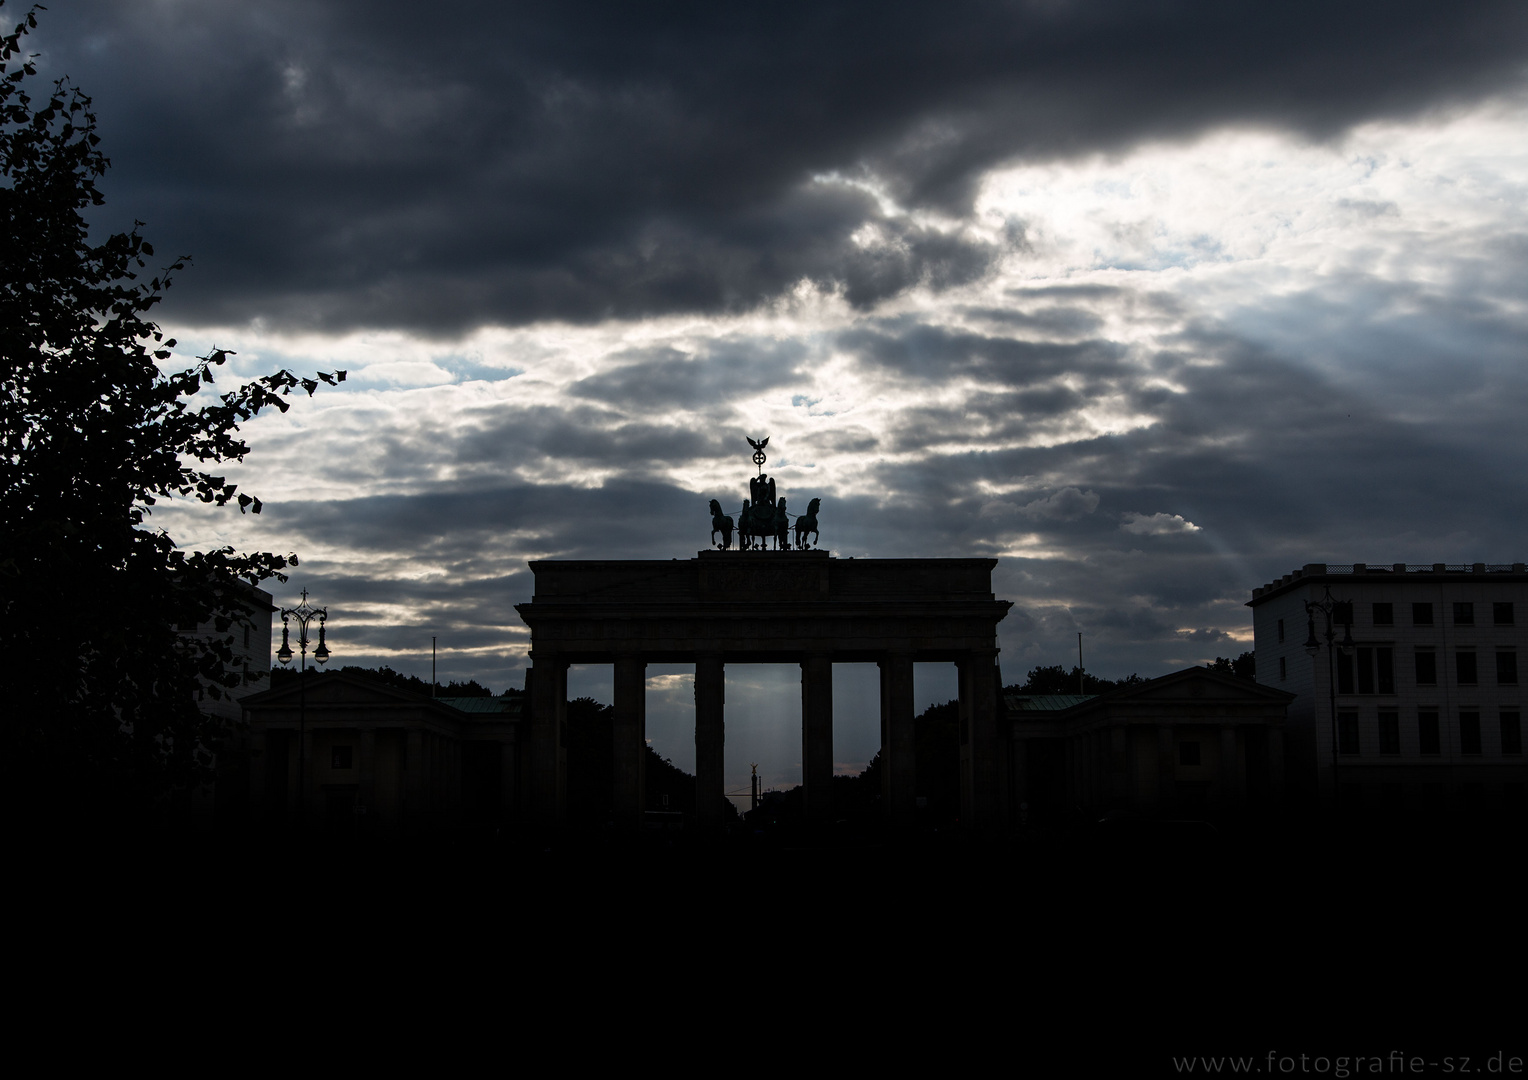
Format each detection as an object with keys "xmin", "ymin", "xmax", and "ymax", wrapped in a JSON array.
[{"xmin": 515, "ymin": 550, "xmax": 1012, "ymax": 664}]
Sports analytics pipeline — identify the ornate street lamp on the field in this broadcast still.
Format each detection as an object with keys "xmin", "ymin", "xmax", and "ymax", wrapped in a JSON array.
[
  {"xmin": 1303, "ymin": 584, "xmax": 1355, "ymax": 810},
  {"xmin": 277, "ymin": 589, "xmax": 330, "ymax": 825}
]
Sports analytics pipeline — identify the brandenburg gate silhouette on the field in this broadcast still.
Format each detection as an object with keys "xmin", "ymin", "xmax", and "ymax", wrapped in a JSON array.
[{"xmin": 515, "ymin": 550, "xmax": 1013, "ymax": 828}]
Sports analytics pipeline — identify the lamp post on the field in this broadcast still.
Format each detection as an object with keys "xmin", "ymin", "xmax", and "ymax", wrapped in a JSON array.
[
  {"xmin": 276, "ymin": 589, "xmax": 330, "ymax": 825},
  {"xmin": 1303, "ymin": 584, "xmax": 1355, "ymax": 812}
]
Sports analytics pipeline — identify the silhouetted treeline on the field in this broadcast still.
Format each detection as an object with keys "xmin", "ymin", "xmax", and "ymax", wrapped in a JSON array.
[
  {"xmin": 269, "ymin": 664, "xmax": 515, "ymax": 698},
  {"xmin": 1012, "ymin": 664, "xmax": 1147, "ymax": 696},
  {"xmin": 1210, "ymin": 651, "xmax": 1256, "ymax": 680}
]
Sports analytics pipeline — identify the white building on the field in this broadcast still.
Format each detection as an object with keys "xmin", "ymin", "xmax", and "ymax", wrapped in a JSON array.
[
  {"xmin": 193, "ymin": 583, "xmax": 275, "ymax": 725},
  {"xmin": 1248, "ymin": 562, "xmax": 1526, "ymax": 816},
  {"xmin": 183, "ymin": 582, "xmax": 274, "ymax": 828}
]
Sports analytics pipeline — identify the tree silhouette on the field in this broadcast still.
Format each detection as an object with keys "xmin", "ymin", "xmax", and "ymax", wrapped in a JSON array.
[
  {"xmin": 271, "ymin": 665, "xmax": 506, "ymax": 698},
  {"xmin": 1210, "ymin": 651, "xmax": 1256, "ymax": 680},
  {"xmin": 1012, "ymin": 665, "xmax": 1145, "ymax": 696},
  {"xmin": 1, "ymin": 4, "xmax": 339, "ymax": 823}
]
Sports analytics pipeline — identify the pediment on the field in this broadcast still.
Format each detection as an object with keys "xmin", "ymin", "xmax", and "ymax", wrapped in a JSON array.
[
  {"xmin": 241, "ymin": 672, "xmax": 428, "ymax": 709},
  {"xmin": 1107, "ymin": 668, "xmax": 1291, "ymax": 704}
]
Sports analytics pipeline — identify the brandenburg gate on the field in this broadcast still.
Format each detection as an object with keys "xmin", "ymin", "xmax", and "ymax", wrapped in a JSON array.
[{"xmin": 515, "ymin": 550, "xmax": 1014, "ymax": 828}]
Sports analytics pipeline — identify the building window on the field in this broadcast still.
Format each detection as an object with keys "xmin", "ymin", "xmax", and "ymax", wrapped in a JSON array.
[
  {"xmin": 1415, "ymin": 650, "xmax": 1437, "ymax": 685},
  {"xmin": 1372, "ymin": 602, "xmax": 1393, "ymax": 626},
  {"xmin": 1337, "ymin": 651, "xmax": 1354, "ymax": 694},
  {"xmin": 1338, "ymin": 711, "xmax": 1360, "ymax": 755},
  {"xmin": 1378, "ymin": 711, "xmax": 1400, "ymax": 755},
  {"xmin": 1453, "ymin": 602, "xmax": 1474, "ymax": 626},
  {"xmin": 332, "ymin": 745, "xmax": 353, "ymax": 769},
  {"xmin": 1376, "ymin": 648, "xmax": 1394, "ymax": 694},
  {"xmin": 1419, "ymin": 710, "xmax": 1441, "ymax": 755},
  {"xmin": 243, "ymin": 625, "xmax": 251, "ymax": 649},
  {"xmin": 1456, "ymin": 652, "xmax": 1477, "ymax": 685},
  {"xmin": 1494, "ymin": 602, "xmax": 1515, "ymax": 626},
  {"xmin": 1459, "ymin": 712, "xmax": 1481, "ymax": 755},
  {"xmin": 1356, "ymin": 647, "xmax": 1375, "ymax": 694},
  {"xmin": 1497, "ymin": 651, "xmax": 1518, "ymax": 685},
  {"xmin": 1501, "ymin": 712, "xmax": 1522, "ymax": 756},
  {"xmin": 1277, "ymin": 618, "xmax": 1285, "ymax": 643},
  {"xmin": 1334, "ymin": 601, "xmax": 1354, "ymax": 626},
  {"xmin": 1412, "ymin": 602, "xmax": 1433, "ymax": 626},
  {"xmin": 1279, "ymin": 656, "xmax": 1287, "ymax": 681},
  {"xmin": 1179, "ymin": 741, "xmax": 1201, "ymax": 766}
]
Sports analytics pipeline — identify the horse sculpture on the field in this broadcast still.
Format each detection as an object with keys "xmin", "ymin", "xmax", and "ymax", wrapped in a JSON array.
[
  {"xmin": 793, "ymin": 497, "xmax": 821, "ymax": 549},
  {"xmin": 712, "ymin": 474, "xmax": 820, "ymax": 552},
  {"xmin": 709, "ymin": 499, "xmax": 734, "ymax": 550}
]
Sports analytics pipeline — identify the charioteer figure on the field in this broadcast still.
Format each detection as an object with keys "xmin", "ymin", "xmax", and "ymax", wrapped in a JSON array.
[{"xmin": 708, "ymin": 436, "xmax": 822, "ymax": 551}]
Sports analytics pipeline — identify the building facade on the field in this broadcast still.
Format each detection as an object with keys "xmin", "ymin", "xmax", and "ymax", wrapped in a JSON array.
[
  {"xmin": 239, "ymin": 674, "xmax": 524, "ymax": 836},
  {"xmin": 1006, "ymin": 668, "xmax": 1292, "ymax": 824},
  {"xmin": 1248, "ymin": 562, "xmax": 1527, "ymax": 815},
  {"xmin": 194, "ymin": 583, "xmax": 275, "ymax": 726}
]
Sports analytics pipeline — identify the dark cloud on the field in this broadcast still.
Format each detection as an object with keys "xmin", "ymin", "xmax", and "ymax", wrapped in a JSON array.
[
  {"xmin": 838, "ymin": 320, "xmax": 1128, "ymax": 381},
  {"xmin": 570, "ymin": 339, "xmax": 806, "ymax": 410},
  {"xmin": 962, "ymin": 305, "xmax": 1106, "ymax": 338},
  {"xmin": 27, "ymin": 0, "xmax": 1528, "ymax": 332},
  {"xmin": 265, "ymin": 479, "xmax": 720, "ymax": 563}
]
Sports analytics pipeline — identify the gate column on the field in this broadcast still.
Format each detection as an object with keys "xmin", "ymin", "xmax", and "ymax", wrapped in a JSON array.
[
  {"xmin": 613, "ymin": 654, "xmax": 647, "ymax": 827},
  {"xmin": 528, "ymin": 651, "xmax": 569, "ymax": 827},
  {"xmin": 695, "ymin": 654, "xmax": 726, "ymax": 828},
  {"xmin": 801, "ymin": 653, "xmax": 834, "ymax": 823},
  {"xmin": 958, "ymin": 648, "xmax": 1001, "ymax": 830},
  {"xmin": 879, "ymin": 651, "xmax": 916, "ymax": 825}
]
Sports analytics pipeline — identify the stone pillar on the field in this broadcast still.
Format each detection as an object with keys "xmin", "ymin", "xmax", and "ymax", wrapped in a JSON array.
[
  {"xmin": 800, "ymin": 653, "xmax": 834, "ymax": 823},
  {"xmin": 1157, "ymin": 724, "xmax": 1175, "ymax": 812},
  {"xmin": 248, "ymin": 729, "xmax": 267, "ymax": 823},
  {"xmin": 1269, "ymin": 725, "xmax": 1285, "ymax": 799},
  {"xmin": 300, "ymin": 726, "xmax": 317, "ymax": 826},
  {"xmin": 450, "ymin": 737, "xmax": 461, "ymax": 819},
  {"xmin": 1109, "ymin": 725, "xmax": 1129, "ymax": 810},
  {"xmin": 359, "ymin": 726, "xmax": 377, "ymax": 815},
  {"xmin": 1218, "ymin": 725, "xmax": 1240, "ymax": 814},
  {"xmin": 879, "ymin": 652, "xmax": 916, "ymax": 825},
  {"xmin": 1123, "ymin": 725, "xmax": 1141, "ymax": 811},
  {"xmin": 528, "ymin": 653, "xmax": 569, "ymax": 827},
  {"xmin": 695, "ymin": 655, "xmax": 726, "ymax": 828},
  {"xmin": 957, "ymin": 649, "xmax": 1000, "ymax": 829},
  {"xmin": 500, "ymin": 732, "xmax": 518, "ymax": 824},
  {"xmin": 404, "ymin": 728, "xmax": 424, "ymax": 834},
  {"xmin": 1083, "ymin": 730, "xmax": 1096, "ymax": 811},
  {"xmin": 423, "ymin": 733, "xmax": 434, "ymax": 827},
  {"xmin": 1010, "ymin": 736, "xmax": 1029, "ymax": 827},
  {"xmin": 613, "ymin": 654, "xmax": 647, "ymax": 827}
]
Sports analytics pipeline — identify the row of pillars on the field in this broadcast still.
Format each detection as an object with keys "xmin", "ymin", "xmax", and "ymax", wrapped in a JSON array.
[{"xmin": 528, "ymin": 649, "xmax": 1002, "ymax": 830}]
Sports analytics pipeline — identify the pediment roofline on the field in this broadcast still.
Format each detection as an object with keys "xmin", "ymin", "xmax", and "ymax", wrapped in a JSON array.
[
  {"xmin": 240, "ymin": 671, "xmax": 437, "ymax": 709},
  {"xmin": 1096, "ymin": 666, "xmax": 1295, "ymax": 705}
]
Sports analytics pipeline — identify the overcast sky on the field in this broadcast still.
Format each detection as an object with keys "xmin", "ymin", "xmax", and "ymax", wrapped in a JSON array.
[{"xmin": 26, "ymin": 1, "xmax": 1528, "ymax": 792}]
